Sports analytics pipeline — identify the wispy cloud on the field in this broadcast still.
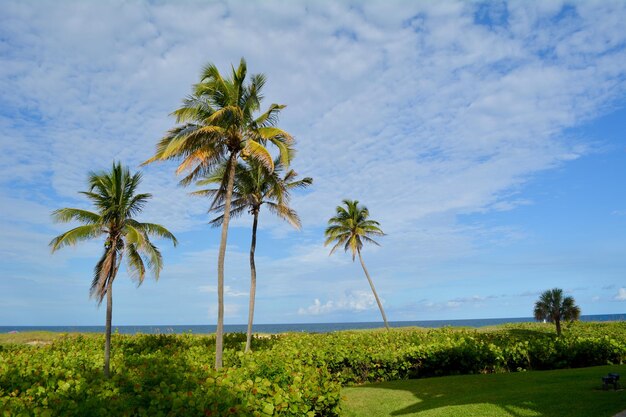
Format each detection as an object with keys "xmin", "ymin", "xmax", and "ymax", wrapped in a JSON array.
[
  {"xmin": 298, "ymin": 290, "xmax": 378, "ymax": 316},
  {"xmin": 1, "ymin": 1, "xmax": 626, "ymax": 324},
  {"xmin": 199, "ymin": 285, "xmax": 248, "ymax": 298}
]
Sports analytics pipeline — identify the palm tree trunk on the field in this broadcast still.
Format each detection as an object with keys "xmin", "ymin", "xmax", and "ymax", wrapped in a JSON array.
[
  {"xmin": 357, "ymin": 250, "xmax": 389, "ymax": 330},
  {"xmin": 215, "ymin": 152, "xmax": 238, "ymax": 370},
  {"xmin": 555, "ymin": 319, "xmax": 562, "ymax": 337},
  {"xmin": 103, "ymin": 250, "xmax": 121, "ymax": 378},
  {"xmin": 245, "ymin": 210, "xmax": 259, "ymax": 353},
  {"xmin": 103, "ymin": 278, "xmax": 113, "ymax": 377}
]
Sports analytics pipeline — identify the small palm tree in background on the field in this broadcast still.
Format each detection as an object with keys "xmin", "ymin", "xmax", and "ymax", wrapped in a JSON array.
[
  {"xmin": 144, "ymin": 58, "xmax": 293, "ymax": 369},
  {"xmin": 534, "ymin": 288, "xmax": 581, "ymax": 336},
  {"xmin": 50, "ymin": 162, "xmax": 177, "ymax": 377},
  {"xmin": 194, "ymin": 159, "xmax": 312, "ymax": 352},
  {"xmin": 325, "ymin": 199, "xmax": 389, "ymax": 330}
]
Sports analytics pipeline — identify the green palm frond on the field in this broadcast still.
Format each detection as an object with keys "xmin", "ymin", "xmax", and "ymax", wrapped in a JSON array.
[
  {"xmin": 254, "ymin": 104, "xmax": 285, "ymax": 127},
  {"xmin": 324, "ymin": 200, "xmax": 385, "ymax": 260},
  {"xmin": 51, "ymin": 162, "xmax": 176, "ymax": 302},
  {"xmin": 127, "ymin": 220, "xmax": 178, "ymax": 246},
  {"xmin": 126, "ymin": 243, "xmax": 146, "ymax": 285},
  {"xmin": 243, "ymin": 139, "xmax": 274, "ymax": 172},
  {"xmin": 195, "ymin": 158, "xmax": 311, "ymax": 230},
  {"xmin": 49, "ymin": 224, "xmax": 104, "ymax": 252},
  {"xmin": 51, "ymin": 208, "xmax": 101, "ymax": 224},
  {"xmin": 140, "ymin": 242, "xmax": 163, "ymax": 279},
  {"xmin": 144, "ymin": 58, "xmax": 293, "ymax": 195},
  {"xmin": 208, "ymin": 204, "xmax": 248, "ymax": 227},
  {"xmin": 265, "ymin": 202, "xmax": 302, "ymax": 229}
]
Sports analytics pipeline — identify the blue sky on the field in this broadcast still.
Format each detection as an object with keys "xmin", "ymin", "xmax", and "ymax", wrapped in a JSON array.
[{"xmin": 1, "ymin": 0, "xmax": 626, "ymax": 326}]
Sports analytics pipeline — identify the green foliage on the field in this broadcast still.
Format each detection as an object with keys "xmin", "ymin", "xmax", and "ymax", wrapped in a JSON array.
[
  {"xmin": 324, "ymin": 199, "xmax": 384, "ymax": 260},
  {"xmin": 0, "ymin": 333, "xmax": 340, "ymax": 416},
  {"xmin": 2, "ymin": 323, "xmax": 626, "ymax": 415}
]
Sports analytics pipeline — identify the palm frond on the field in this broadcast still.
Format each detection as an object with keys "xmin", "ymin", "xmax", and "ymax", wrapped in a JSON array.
[
  {"xmin": 265, "ymin": 202, "xmax": 301, "ymax": 229},
  {"xmin": 49, "ymin": 224, "xmax": 104, "ymax": 252},
  {"xmin": 243, "ymin": 139, "xmax": 274, "ymax": 172},
  {"xmin": 127, "ymin": 221, "xmax": 178, "ymax": 246},
  {"xmin": 90, "ymin": 247, "xmax": 118, "ymax": 304},
  {"xmin": 125, "ymin": 243, "xmax": 146, "ymax": 285},
  {"xmin": 51, "ymin": 208, "xmax": 101, "ymax": 224},
  {"xmin": 325, "ymin": 199, "xmax": 384, "ymax": 259}
]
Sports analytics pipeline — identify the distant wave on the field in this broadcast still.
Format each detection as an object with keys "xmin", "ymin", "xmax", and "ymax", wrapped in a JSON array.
[{"xmin": 2, "ymin": 314, "xmax": 624, "ymax": 334}]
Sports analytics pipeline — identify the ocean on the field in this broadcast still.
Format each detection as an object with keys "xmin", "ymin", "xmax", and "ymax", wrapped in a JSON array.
[{"xmin": 2, "ymin": 313, "xmax": 624, "ymax": 334}]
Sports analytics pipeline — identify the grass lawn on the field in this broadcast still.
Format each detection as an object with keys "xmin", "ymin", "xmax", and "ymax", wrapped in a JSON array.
[{"xmin": 342, "ymin": 365, "xmax": 626, "ymax": 417}]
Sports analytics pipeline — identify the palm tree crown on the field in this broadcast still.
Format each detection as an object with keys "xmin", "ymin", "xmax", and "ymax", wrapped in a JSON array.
[
  {"xmin": 50, "ymin": 162, "xmax": 177, "ymax": 301},
  {"xmin": 194, "ymin": 159, "xmax": 312, "ymax": 227},
  {"xmin": 324, "ymin": 199, "xmax": 385, "ymax": 260},
  {"xmin": 534, "ymin": 288, "xmax": 581, "ymax": 336},
  {"xmin": 143, "ymin": 58, "xmax": 293, "ymax": 186}
]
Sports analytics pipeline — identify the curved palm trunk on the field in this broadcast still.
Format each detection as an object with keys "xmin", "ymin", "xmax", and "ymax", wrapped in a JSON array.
[
  {"xmin": 245, "ymin": 210, "xmax": 259, "ymax": 353},
  {"xmin": 555, "ymin": 318, "xmax": 562, "ymax": 337},
  {"xmin": 103, "ymin": 279, "xmax": 113, "ymax": 378},
  {"xmin": 215, "ymin": 152, "xmax": 238, "ymax": 370},
  {"xmin": 357, "ymin": 250, "xmax": 389, "ymax": 330}
]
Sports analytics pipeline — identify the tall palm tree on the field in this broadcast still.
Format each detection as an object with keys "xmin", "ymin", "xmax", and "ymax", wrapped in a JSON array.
[
  {"xmin": 143, "ymin": 58, "xmax": 293, "ymax": 369},
  {"xmin": 193, "ymin": 159, "xmax": 312, "ymax": 352},
  {"xmin": 49, "ymin": 162, "xmax": 177, "ymax": 377},
  {"xmin": 324, "ymin": 200, "xmax": 389, "ymax": 330},
  {"xmin": 534, "ymin": 288, "xmax": 581, "ymax": 336}
]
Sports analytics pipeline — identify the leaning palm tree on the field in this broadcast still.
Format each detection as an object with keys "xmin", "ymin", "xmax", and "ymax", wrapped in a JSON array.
[
  {"xmin": 193, "ymin": 159, "xmax": 312, "ymax": 352},
  {"xmin": 50, "ymin": 162, "xmax": 177, "ymax": 377},
  {"xmin": 534, "ymin": 288, "xmax": 581, "ymax": 336},
  {"xmin": 143, "ymin": 58, "xmax": 293, "ymax": 369},
  {"xmin": 324, "ymin": 200, "xmax": 389, "ymax": 330}
]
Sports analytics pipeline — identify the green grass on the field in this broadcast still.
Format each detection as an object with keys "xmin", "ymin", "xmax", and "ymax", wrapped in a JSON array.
[
  {"xmin": 342, "ymin": 365, "xmax": 626, "ymax": 417},
  {"xmin": 0, "ymin": 331, "xmax": 65, "ymax": 345}
]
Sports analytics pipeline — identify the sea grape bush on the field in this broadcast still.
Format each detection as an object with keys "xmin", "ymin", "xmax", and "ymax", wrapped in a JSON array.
[
  {"xmin": 1, "ymin": 322, "xmax": 626, "ymax": 416},
  {"xmin": 0, "ymin": 333, "xmax": 340, "ymax": 417}
]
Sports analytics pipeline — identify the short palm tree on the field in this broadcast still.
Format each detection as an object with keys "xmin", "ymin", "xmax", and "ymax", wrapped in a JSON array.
[
  {"xmin": 144, "ymin": 58, "xmax": 293, "ymax": 369},
  {"xmin": 194, "ymin": 159, "xmax": 312, "ymax": 352},
  {"xmin": 49, "ymin": 162, "xmax": 177, "ymax": 377},
  {"xmin": 324, "ymin": 200, "xmax": 389, "ymax": 330},
  {"xmin": 534, "ymin": 288, "xmax": 581, "ymax": 336}
]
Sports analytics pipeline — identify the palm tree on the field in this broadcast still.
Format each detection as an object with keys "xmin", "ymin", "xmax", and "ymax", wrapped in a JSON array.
[
  {"xmin": 193, "ymin": 159, "xmax": 312, "ymax": 352},
  {"xmin": 324, "ymin": 200, "xmax": 389, "ymax": 330},
  {"xmin": 534, "ymin": 288, "xmax": 581, "ymax": 336},
  {"xmin": 49, "ymin": 162, "xmax": 177, "ymax": 377},
  {"xmin": 144, "ymin": 58, "xmax": 293, "ymax": 369}
]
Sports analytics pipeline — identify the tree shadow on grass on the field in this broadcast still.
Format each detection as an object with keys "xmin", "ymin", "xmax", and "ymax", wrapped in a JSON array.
[{"xmin": 347, "ymin": 365, "xmax": 626, "ymax": 417}]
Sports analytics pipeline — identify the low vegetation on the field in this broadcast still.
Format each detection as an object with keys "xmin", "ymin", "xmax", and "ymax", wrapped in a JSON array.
[{"xmin": 1, "ymin": 322, "xmax": 625, "ymax": 416}]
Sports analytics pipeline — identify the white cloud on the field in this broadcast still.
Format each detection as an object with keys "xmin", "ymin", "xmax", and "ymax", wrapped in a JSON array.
[
  {"xmin": 199, "ymin": 285, "xmax": 248, "ymax": 298},
  {"xmin": 2, "ymin": 1, "xmax": 626, "ymax": 324},
  {"xmin": 615, "ymin": 288, "xmax": 626, "ymax": 301},
  {"xmin": 298, "ymin": 290, "xmax": 378, "ymax": 315}
]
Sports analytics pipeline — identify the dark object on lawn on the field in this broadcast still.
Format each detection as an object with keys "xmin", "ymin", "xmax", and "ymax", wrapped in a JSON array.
[{"xmin": 602, "ymin": 373, "xmax": 620, "ymax": 390}]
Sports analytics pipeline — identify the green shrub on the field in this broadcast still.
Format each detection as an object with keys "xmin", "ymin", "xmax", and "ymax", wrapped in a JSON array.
[{"xmin": 2, "ymin": 322, "xmax": 626, "ymax": 415}]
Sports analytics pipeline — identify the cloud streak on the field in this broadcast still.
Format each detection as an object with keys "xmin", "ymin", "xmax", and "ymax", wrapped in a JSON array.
[{"xmin": 1, "ymin": 0, "xmax": 626, "ymax": 324}]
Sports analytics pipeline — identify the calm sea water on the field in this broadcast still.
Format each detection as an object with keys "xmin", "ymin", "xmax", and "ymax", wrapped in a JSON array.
[{"xmin": 2, "ymin": 314, "xmax": 624, "ymax": 334}]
